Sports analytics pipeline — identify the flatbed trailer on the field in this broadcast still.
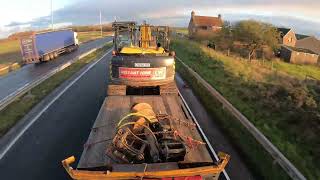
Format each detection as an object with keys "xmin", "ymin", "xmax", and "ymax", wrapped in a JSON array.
[{"xmin": 62, "ymin": 84, "xmax": 229, "ymax": 180}]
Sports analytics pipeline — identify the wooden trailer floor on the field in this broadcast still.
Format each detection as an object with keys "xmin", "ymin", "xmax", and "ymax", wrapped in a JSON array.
[{"xmin": 77, "ymin": 95, "xmax": 213, "ymax": 170}]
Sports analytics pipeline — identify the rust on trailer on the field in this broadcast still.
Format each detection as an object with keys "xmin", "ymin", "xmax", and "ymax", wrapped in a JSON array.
[{"xmin": 62, "ymin": 152, "xmax": 230, "ymax": 180}]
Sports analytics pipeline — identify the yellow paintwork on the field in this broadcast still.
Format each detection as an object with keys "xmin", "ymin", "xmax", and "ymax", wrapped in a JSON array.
[
  {"xmin": 120, "ymin": 46, "xmax": 165, "ymax": 54},
  {"xmin": 118, "ymin": 23, "xmax": 167, "ymax": 55},
  {"xmin": 140, "ymin": 24, "xmax": 152, "ymax": 49},
  {"xmin": 62, "ymin": 152, "xmax": 230, "ymax": 180}
]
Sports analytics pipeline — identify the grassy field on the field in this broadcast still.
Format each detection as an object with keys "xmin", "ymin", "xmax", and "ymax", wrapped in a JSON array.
[
  {"xmin": 172, "ymin": 27, "xmax": 188, "ymax": 35},
  {"xmin": 171, "ymin": 38, "xmax": 320, "ymax": 179},
  {"xmin": 0, "ymin": 31, "xmax": 111, "ymax": 68},
  {"xmin": 0, "ymin": 42, "xmax": 112, "ymax": 138},
  {"xmin": 77, "ymin": 31, "xmax": 111, "ymax": 43},
  {"xmin": 0, "ymin": 39, "xmax": 21, "ymax": 68}
]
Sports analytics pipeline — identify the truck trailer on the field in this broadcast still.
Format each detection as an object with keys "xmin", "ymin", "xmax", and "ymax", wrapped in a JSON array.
[
  {"xmin": 20, "ymin": 30, "xmax": 79, "ymax": 64},
  {"xmin": 62, "ymin": 21, "xmax": 229, "ymax": 180},
  {"xmin": 63, "ymin": 90, "xmax": 230, "ymax": 179}
]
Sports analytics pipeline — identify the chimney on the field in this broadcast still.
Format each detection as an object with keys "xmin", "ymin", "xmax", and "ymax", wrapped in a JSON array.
[
  {"xmin": 218, "ymin": 14, "xmax": 222, "ymax": 19},
  {"xmin": 191, "ymin": 11, "xmax": 195, "ymax": 17}
]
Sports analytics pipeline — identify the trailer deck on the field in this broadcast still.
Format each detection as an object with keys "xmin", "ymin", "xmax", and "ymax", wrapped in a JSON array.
[
  {"xmin": 63, "ymin": 93, "xmax": 229, "ymax": 179},
  {"xmin": 78, "ymin": 94, "xmax": 213, "ymax": 169}
]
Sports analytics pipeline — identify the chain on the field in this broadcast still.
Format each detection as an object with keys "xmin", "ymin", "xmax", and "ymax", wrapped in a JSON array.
[{"xmin": 157, "ymin": 114, "xmax": 196, "ymax": 127}]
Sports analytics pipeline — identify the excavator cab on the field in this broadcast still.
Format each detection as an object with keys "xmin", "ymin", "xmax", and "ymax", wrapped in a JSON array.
[{"xmin": 108, "ymin": 21, "xmax": 176, "ymax": 96}]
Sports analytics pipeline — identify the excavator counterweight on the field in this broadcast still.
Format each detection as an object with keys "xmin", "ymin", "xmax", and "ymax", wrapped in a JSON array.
[{"xmin": 109, "ymin": 21, "xmax": 175, "ymax": 95}]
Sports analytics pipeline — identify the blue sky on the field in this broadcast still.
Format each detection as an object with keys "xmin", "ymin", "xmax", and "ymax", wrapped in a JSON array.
[{"xmin": 1, "ymin": 0, "xmax": 319, "ymax": 38}]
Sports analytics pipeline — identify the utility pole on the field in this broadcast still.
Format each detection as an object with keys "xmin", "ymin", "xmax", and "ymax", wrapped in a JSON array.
[
  {"xmin": 51, "ymin": 0, "xmax": 54, "ymax": 30},
  {"xmin": 100, "ymin": 10, "xmax": 102, "ymax": 37}
]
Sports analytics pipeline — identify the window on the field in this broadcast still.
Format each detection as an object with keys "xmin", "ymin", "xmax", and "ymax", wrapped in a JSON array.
[
  {"xmin": 200, "ymin": 26, "xmax": 207, "ymax": 30},
  {"xmin": 288, "ymin": 37, "xmax": 292, "ymax": 42}
]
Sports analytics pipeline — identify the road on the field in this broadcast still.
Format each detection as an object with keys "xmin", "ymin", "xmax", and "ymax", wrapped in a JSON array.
[
  {"xmin": 0, "ymin": 37, "xmax": 111, "ymax": 104},
  {"xmin": 0, "ymin": 50, "xmax": 111, "ymax": 180},
  {"xmin": 0, "ymin": 50, "xmax": 254, "ymax": 179}
]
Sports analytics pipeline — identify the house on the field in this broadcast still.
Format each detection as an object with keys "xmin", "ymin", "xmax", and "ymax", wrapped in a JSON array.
[
  {"xmin": 277, "ymin": 28, "xmax": 320, "ymax": 64},
  {"xmin": 188, "ymin": 11, "xmax": 223, "ymax": 38},
  {"xmin": 277, "ymin": 28, "xmax": 297, "ymax": 47},
  {"xmin": 296, "ymin": 36, "xmax": 320, "ymax": 55},
  {"xmin": 280, "ymin": 45, "xmax": 319, "ymax": 65}
]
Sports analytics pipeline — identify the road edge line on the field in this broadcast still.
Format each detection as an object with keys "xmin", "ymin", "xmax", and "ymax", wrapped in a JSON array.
[
  {"xmin": 178, "ymin": 88, "xmax": 230, "ymax": 180},
  {"xmin": 0, "ymin": 49, "xmax": 112, "ymax": 161},
  {"xmin": 0, "ymin": 40, "xmax": 111, "ymax": 112}
]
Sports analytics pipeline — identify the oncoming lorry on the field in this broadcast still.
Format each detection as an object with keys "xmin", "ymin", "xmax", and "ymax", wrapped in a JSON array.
[
  {"xmin": 20, "ymin": 29, "xmax": 79, "ymax": 64},
  {"xmin": 62, "ymin": 22, "xmax": 229, "ymax": 180}
]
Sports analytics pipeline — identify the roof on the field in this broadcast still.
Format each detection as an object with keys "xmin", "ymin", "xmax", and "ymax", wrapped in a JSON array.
[
  {"xmin": 277, "ymin": 27, "xmax": 291, "ymax": 37},
  {"xmin": 296, "ymin": 36, "xmax": 320, "ymax": 54},
  {"xmin": 283, "ymin": 45, "xmax": 318, "ymax": 55},
  {"xmin": 192, "ymin": 15, "xmax": 223, "ymax": 27},
  {"xmin": 295, "ymin": 34, "xmax": 310, "ymax": 40}
]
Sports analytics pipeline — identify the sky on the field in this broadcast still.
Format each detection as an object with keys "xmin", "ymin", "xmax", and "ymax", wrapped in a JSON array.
[{"xmin": 0, "ymin": 0, "xmax": 319, "ymax": 38}]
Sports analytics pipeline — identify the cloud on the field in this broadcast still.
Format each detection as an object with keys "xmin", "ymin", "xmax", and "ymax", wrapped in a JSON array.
[{"xmin": 1, "ymin": 0, "xmax": 320, "ymax": 38}]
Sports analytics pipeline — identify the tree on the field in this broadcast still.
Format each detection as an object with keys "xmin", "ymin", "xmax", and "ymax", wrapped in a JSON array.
[
  {"xmin": 211, "ymin": 21, "xmax": 233, "ymax": 55},
  {"xmin": 233, "ymin": 20, "xmax": 280, "ymax": 60}
]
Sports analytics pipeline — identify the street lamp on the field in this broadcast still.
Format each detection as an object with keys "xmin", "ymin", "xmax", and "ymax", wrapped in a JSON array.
[
  {"xmin": 51, "ymin": 0, "xmax": 54, "ymax": 30},
  {"xmin": 100, "ymin": 10, "xmax": 102, "ymax": 37}
]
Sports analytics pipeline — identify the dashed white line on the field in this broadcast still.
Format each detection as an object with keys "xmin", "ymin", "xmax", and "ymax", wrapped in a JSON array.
[{"xmin": 0, "ymin": 49, "xmax": 112, "ymax": 161}]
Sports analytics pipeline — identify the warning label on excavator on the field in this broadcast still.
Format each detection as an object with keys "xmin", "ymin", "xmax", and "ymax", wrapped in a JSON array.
[{"xmin": 119, "ymin": 67, "xmax": 166, "ymax": 80}]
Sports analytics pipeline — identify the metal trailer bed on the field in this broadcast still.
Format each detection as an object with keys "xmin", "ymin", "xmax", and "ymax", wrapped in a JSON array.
[{"xmin": 63, "ymin": 93, "xmax": 229, "ymax": 179}]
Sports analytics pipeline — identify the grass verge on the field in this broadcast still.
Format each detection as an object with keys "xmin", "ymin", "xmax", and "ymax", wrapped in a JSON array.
[
  {"xmin": 176, "ymin": 60, "xmax": 290, "ymax": 179},
  {"xmin": 0, "ymin": 39, "xmax": 21, "ymax": 66},
  {"xmin": 77, "ymin": 31, "xmax": 111, "ymax": 44},
  {"xmin": 0, "ymin": 42, "xmax": 112, "ymax": 137},
  {"xmin": 172, "ymin": 38, "xmax": 320, "ymax": 179}
]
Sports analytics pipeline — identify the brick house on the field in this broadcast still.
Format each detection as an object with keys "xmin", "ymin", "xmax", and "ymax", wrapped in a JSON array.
[
  {"xmin": 188, "ymin": 11, "xmax": 223, "ymax": 38},
  {"xmin": 278, "ymin": 28, "xmax": 320, "ymax": 64},
  {"xmin": 296, "ymin": 36, "xmax": 320, "ymax": 56},
  {"xmin": 280, "ymin": 45, "xmax": 319, "ymax": 65},
  {"xmin": 278, "ymin": 28, "xmax": 297, "ymax": 47}
]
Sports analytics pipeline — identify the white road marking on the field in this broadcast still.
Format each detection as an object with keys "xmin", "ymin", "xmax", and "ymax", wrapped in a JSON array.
[
  {"xmin": 0, "ymin": 49, "xmax": 112, "ymax": 161},
  {"xmin": 0, "ymin": 39, "xmax": 112, "ymax": 111},
  {"xmin": 2, "ymin": 83, "xmax": 30, "ymax": 101},
  {"xmin": 178, "ymin": 89, "xmax": 231, "ymax": 180}
]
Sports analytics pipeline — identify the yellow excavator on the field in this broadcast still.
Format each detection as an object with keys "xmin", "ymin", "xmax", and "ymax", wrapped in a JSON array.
[
  {"xmin": 108, "ymin": 21, "xmax": 176, "ymax": 95},
  {"xmin": 62, "ymin": 21, "xmax": 230, "ymax": 180}
]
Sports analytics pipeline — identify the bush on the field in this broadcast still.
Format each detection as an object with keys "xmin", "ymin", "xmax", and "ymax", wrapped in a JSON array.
[{"xmin": 171, "ymin": 38, "xmax": 320, "ymax": 179}]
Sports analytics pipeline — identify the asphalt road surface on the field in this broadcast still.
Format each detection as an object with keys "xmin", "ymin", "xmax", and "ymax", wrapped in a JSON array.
[
  {"xmin": 0, "ymin": 50, "xmax": 111, "ymax": 180},
  {"xmin": 0, "ymin": 37, "xmax": 111, "ymax": 104},
  {"xmin": 0, "ymin": 51, "xmax": 254, "ymax": 179}
]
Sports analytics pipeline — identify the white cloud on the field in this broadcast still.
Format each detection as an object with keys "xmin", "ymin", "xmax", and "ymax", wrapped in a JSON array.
[{"xmin": 1, "ymin": 0, "xmax": 319, "ymax": 38}]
